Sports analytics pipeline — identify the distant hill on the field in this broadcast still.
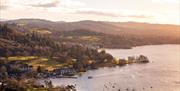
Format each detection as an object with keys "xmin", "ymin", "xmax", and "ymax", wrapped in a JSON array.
[
  {"xmin": 1, "ymin": 19, "xmax": 180, "ymax": 48},
  {"xmin": 3, "ymin": 19, "xmax": 179, "ymax": 36}
]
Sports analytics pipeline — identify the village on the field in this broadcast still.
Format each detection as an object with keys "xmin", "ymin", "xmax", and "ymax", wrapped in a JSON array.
[{"xmin": 0, "ymin": 55, "xmax": 149, "ymax": 80}]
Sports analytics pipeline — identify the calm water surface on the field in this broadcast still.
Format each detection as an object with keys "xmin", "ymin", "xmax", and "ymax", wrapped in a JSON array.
[{"xmin": 41, "ymin": 45, "xmax": 180, "ymax": 91}]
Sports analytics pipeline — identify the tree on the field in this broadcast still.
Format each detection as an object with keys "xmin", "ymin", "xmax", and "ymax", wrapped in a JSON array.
[
  {"xmin": 0, "ymin": 66, "xmax": 8, "ymax": 79},
  {"xmin": 37, "ymin": 66, "xmax": 45, "ymax": 73},
  {"xmin": 0, "ymin": 66, "xmax": 7, "ymax": 73},
  {"xmin": 100, "ymin": 49, "xmax": 106, "ymax": 54}
]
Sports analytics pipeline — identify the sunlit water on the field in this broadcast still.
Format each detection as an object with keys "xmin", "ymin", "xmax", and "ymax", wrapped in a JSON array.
[{"xmin": 40, "ymin": 45, "xmax": 180, "ymax": 91}]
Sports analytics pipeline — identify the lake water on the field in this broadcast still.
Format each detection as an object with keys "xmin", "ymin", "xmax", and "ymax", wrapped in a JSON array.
[{"xmin": 41, "ymin": 45, "xmax": 180, "ymax": 91}]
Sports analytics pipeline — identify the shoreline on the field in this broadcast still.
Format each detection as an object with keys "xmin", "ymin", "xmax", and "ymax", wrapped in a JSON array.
[{"xmin": 102, "ymin": 44, "xmax": 180, "ymax": 49}]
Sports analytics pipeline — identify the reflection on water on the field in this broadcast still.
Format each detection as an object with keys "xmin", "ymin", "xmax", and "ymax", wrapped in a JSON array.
[{"xmin": 40, "ymin": 45, "xmax": 180, "ymax": 91}]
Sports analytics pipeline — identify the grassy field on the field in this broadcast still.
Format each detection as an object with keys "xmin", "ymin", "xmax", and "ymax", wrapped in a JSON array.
[
  {"xmin": 7, "ymin": 56, "xmax": 38, "ymax": 61},
  {"xmin": 27, "ymin": 88, "xmax": 48, "ymax": 91},
  {"xmin": 80, "ymin": 36, "xmax": 100, "ymax": 42},
  {"xmin": 30, "ymin": 28, "xmax": 52, "ymax": 34},
  {"xmin": 6, "ymin": 56, "xmax": 68, "ymax": 71}
]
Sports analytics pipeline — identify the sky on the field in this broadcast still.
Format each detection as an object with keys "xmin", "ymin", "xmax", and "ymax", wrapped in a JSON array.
[{"xmin": 0, "ymin": 0, "xmax": 179, "ymax": 24}]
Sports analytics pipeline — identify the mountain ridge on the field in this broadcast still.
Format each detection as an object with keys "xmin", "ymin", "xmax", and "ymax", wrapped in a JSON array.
[
  {"xmin": 2, "ymin": 19, "xmax": 179, "ymax": 36},
  {"xmin": 0, "ymin": 20, "xmax": 180, "ymax": 49}
]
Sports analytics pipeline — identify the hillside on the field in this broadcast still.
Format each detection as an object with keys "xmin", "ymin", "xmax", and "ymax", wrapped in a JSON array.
[
  {"xmin": 0, "ymin": 24, "xmax": 114, "ymax": 65},
  {"xmin": 1, "ymin": 19, "xmax": 180, "ymax": 48},
  {"xmin": 3, "ymin": 19, "xmax": 180, "ymax": 36}
]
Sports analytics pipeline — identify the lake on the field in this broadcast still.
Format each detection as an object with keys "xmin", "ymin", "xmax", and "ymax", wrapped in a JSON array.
[{"xmin": 40, "ymin": 44, "xmax": 180, "ymax": 91}]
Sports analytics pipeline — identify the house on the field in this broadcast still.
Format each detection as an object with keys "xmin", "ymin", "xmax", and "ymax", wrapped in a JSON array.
[
  {"xmin": 119, "ymin": 59, "xmax": 126, "ymax": 65},
  {"xmin": 53, "ymin": 68, "xmax": 76, "ymax": 76},
  {"xmin": 6, "ymin": 61, "xmax": 33, "ymax": 78},
  {"xmin": 136, "ymin": 55, "xmax": 149, "ymax": 63}
]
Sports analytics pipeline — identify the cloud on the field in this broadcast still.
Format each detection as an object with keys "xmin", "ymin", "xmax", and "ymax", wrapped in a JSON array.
[
  {"xmin": 151, "ymin": 0, "xmax": 179, "ymax": 4},
  {"xmin": 125, "ymin": 15, "xmax": 153, "ymax": 18},
  {"xmin": 0, "ymin": 0, "xmax": 9, "ymax": 10},
  {"xmin": 60, "ymin": 0, "xmax": 86, "ymax": 7},
  {"xmin": 76, "ymin": 10, "xmax": 119, "ymax": 17},
  {"xmin": 29, "ymin": 0, "xmax": 85, "ymax": 9},
  {"xmin": 0, "ymin": 5, "xmax": 8, "ymax": 10},
  {"xmin": 75, "ymin": 10, "xmax": 153, "ymax": 18},
  {"xmin": 30, "ymin": 0, "xmax": 59, "ymax": 8}
]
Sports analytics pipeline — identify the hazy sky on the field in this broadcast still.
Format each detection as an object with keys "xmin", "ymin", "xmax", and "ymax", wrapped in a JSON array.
[{"xmin": 0, "ymin": 0, "xmax": 179, "ymax": 24}]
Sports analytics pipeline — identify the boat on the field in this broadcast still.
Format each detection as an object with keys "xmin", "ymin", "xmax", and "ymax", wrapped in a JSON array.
[{"xmin": 88, "ymin": 76, "xmax": 93, "ymax": 79}]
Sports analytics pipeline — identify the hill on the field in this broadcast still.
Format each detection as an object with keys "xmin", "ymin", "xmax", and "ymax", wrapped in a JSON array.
[
  {"xmin": 3, "ymin": 19, "xmax": 180, "ymax": 36},
  {"xmin": 1, "ymin": 19, "xmax": 180, "ymax": 48}
]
